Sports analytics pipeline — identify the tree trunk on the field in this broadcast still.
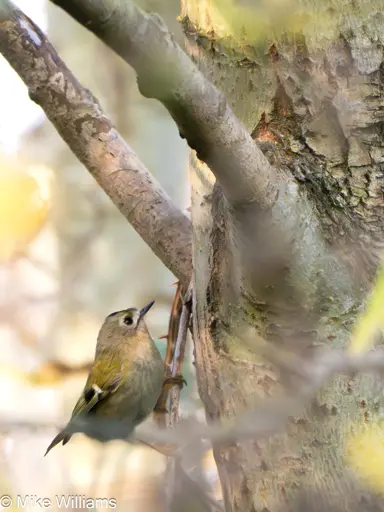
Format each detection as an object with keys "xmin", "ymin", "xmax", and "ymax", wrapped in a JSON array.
[{"xmin": 184, "ymin": 1, "xmax": 384, "ymax": 510}]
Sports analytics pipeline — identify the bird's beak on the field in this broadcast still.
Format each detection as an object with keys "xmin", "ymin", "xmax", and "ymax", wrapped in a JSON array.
[{"xmin": 139, "ymin": 300, "xmax": 155, "ymax": 319}]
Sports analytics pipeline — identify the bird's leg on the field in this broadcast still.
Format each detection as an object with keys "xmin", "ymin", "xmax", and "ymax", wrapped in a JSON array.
[
  {"xmin": 164, "ymin": 375, "xmax": 187, "ymax": 389},
  {"xmin": 153, "ymin": 402, "xmax": 168, "ymax": 414},
  {"xmin": 153, "ymin": 375, "xmax": 187, "ymax": 416}
]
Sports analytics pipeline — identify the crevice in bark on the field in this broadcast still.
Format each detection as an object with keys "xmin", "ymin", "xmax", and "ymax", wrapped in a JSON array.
[{"xmin": 186, "ymin": 24, "xmax": 383, "ymax": 262}]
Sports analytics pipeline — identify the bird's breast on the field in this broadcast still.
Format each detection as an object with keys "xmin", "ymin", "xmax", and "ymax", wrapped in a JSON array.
[{"xmin": 114, "ymin": 351, "xmax": 163, "ymax": 421}]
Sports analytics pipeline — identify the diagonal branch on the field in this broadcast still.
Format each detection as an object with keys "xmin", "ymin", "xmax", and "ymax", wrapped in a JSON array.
[
  {"xmin": 0, "ymin": 0, "xmax": 192, "ymax": 285},
  {"xmin": 50, "ymin": 0, "xmax": 280, "ymax": 208}
]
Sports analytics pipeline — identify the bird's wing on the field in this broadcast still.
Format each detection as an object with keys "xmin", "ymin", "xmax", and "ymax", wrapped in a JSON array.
[
  {"xmin": 70, "ymin": 351, "xmax": 124, "ymax": 419},
  {"xmin": 45, "ymin": 353, "xmax": 124, "ymax": 456}
]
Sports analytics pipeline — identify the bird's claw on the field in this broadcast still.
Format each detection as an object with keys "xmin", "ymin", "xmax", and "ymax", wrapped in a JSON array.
[
  {"xmin": 164, "ymin": 375, "xmax": 187, "ymax": 389},
  {"xmin": 153, "ymin": 404, "xmax": 168, "ymax": 414}
]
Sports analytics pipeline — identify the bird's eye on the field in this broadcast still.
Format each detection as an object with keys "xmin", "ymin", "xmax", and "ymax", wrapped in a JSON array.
[{"xmin": 124, "ymin": 316, "xmax": 133, "ymax": 326}]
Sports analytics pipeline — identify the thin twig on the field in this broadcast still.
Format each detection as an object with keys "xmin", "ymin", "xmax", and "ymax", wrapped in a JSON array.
[
  {"xmin": 153, "ymin": 282, "xmax": 184, "ymax": 428},
  {"xmin": 165, "ymin": 282, "xmax": 193, "ymax": 510},
  {"xmin": 169, "ymin": 283, "xmax": 193, "ymax": 427},
  {"xmin": 150, "ymin": 282, "xmax": 217, "ymax": 511}
]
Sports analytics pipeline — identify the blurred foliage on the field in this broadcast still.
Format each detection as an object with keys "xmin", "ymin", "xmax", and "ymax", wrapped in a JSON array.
[
  {"xmin": 207, "ymin": 0, "xmax": 381, "ymax": 48},
  {"xmin": 346, "ymin": 263, "xmax": 384, "ymax": 493},
  {"xmin": 28, "ymin": 361, "xmax": 91, "ymax": 386},
  {"xmin": 209, "ymin": 0, "xmax": 311, "ymax": 43},
  {"xmin": 0, "ymin": 362, "xmax": 27, "ymax": 383},
  {"xmin": 346, "ymin": 421, "xmax": 384, "ymax": 494},
  {"xmin": 0, "ymin": 361, "xmax": 89, "ymax": 386},
  {"xmin": 349, "ymin": 263, "xmax": 384, "ymax": 355},
  {"xmin": 0, "ymin": 155, "xmax": 51, "ymax": 261}
]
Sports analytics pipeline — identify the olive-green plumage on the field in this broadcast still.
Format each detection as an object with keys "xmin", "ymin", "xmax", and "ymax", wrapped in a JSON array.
[{"xmin": 45, "ymin": 300, "xmax": 164, "ymax": 456}]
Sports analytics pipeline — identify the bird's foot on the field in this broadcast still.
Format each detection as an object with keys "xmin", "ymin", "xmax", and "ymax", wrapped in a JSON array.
[
  {"xmin": 164, "ymin": 375, "xmax": 187, "ymax": 389},
  {"xmin": 153, "ymin": 404, "xmax": 168, "ymax": 414}
]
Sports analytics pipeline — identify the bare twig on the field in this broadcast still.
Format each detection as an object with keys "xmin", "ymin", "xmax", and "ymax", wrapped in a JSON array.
[
  {"xmin": 165, "ymin": 283, "xmax": 193, "ymax": 510},
  {"xmin": 153, "ymin": 282, "xmax": 184, "ymax": 428},
  {"xmin": 0, "ymin": 0, "xmax": 192, "ymax": 285},
  {"xmin": 169, "ymin": 283, "xmax": 193, "ymax": 427},
  {"xmin": 151, "ymin": 282, "xmax": 195, "ymax": 509},
  {"xmin": 50, "ymin": 0, "xmax": 280, "ymax": 208}
]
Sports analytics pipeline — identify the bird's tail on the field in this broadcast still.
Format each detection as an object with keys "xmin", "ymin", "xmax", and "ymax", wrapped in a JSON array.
[{"xmin": 44, "ymin": 430, "xmax": 71, "ymax": 456}]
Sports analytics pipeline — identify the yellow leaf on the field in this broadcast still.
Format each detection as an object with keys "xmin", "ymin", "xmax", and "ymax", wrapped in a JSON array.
[
  {"xmin": 0, "ymin": 156, "xmax": 51, "ymax": 261},
  {"xmin": 28, "ymin": 361, "xmax": 91, "ymax": 386},
  {"xmin": 346, "ymin": 421, "xmax": 384, "ymax": 493},
  {"xmin": 349, "ymin": 264, "xmax": 384, "ymax": 354}
]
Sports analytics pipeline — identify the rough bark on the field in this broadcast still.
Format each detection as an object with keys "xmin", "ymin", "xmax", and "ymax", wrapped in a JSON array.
[{"xmin": 184, "ymin": 1, "xmax": 384, "ymax": 511}]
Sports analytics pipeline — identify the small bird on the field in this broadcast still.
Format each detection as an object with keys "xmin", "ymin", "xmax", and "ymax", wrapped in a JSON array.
[{"xmin": 45, "ymin": 300, "xmax": 164, "ymax": 456}]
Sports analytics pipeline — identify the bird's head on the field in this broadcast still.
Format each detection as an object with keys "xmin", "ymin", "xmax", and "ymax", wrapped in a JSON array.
[{"xmin": 97, "ymin": 300, "xmax": 155, "ymax": 350}]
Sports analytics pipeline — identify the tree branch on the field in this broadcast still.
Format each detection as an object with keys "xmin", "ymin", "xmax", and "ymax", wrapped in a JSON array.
[
  {"xmin": 0, "ymin": 0, "xmax": 192, "ymax": 285},
  {"xmin": 49, "ymin": 0, "xmax": 280, "ymax": 208}
]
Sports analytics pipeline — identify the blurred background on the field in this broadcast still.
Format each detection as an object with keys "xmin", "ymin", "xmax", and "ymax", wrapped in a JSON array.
[{"xmin": 0, "ymin": 1, "xmax": 217, "ymax": 510}]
